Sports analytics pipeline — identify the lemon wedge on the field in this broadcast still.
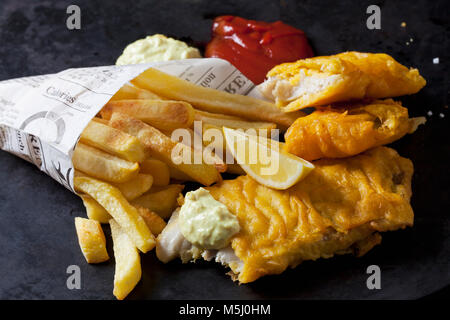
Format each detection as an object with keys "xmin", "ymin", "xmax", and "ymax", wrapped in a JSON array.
[{"xmin": 223, "ymin": 127, "xmax": 314, "ymax": 190}]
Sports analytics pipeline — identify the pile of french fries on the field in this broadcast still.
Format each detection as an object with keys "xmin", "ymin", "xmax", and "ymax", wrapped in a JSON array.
[{"xmin": 73, "ymin": 68, "xmax": 295, "ymax": 299}]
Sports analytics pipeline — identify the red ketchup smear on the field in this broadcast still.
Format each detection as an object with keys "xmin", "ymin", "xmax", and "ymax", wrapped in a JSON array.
[{"xmin": 205, "ymin": 15, "xmax": 314, "ymax": 84}]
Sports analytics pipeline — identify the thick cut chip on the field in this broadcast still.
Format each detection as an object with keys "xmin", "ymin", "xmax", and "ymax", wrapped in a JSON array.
[
  {"xmin": 131, "ymin": 68, "xmax": 304, "ymax": 129},
  {"xmin": 72, "ymin": 143, "xmax": 139, "ymax": 183},
  {"xmin": 131, "ymin": 184, "xmax": 184, "ymax": 219},
  {"xmin": 112, "ymin": 174, "xmax": 154, "ymax": 201},
  {"xmin": 110, "ymin": 219, "xmax": 142, "ymax": 300},
  {"xmin": 101, "ymin": 99, "xmax": 195, "ymax": 131},
  {"xmin": 167, "ymin": 165, "xmax": 193, "ymax": 181},
  {"xmin": 91, "ymin": 117, "xmax": 109, "ymax": 125},
  {"xmin": 74, "ymin": 217, "xmax": 109, "ymax": 264},
  {"xmin": 77, "ymin": 171, "xmax": 153, "ymax": 201},
  {"xmin": 194, "ymin": 109, "xmax": 244, "ymax": 121},
  {"xmin": 109, "ymin": 112, "xmax": 221, "ymax": 186},
  {"xmin": 139, "ymin": 159, "xmax": 170, "ymax": 186},
  {"xmin": 74, "ymin": 176, "xmax": 155, "ymax": 253},
  {"xmin": 194, "ymin": 110, "xmax": 276, "ymax": 130},
  {"xmin": 80, "ymin": 120, "xmax": 145, "ymax": 162},
  {"xmin": 135, "ymin": 205, "xmax": 167, "ymax": 236},
  {"xmin": 168, "ymin": 126, "xmax": 227, "ymax": 173},
  {"xmin": 79, "ymin": 194, "xmax": 112, "ymax": 224},
  {"xmin": 110, "ymin": 84, "xmax": 162, "ymax": 101}
]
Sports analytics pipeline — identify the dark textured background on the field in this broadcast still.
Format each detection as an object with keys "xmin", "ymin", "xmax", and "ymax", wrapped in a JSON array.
[{"xmin": 0, "ymin": 0, "xmax": 448, "ymax": 300}]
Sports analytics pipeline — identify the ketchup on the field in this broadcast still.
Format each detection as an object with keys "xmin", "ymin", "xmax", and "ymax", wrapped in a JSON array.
[{"xmin": 205, "ymin": 16, "xmax": 314, "ymax": 84}]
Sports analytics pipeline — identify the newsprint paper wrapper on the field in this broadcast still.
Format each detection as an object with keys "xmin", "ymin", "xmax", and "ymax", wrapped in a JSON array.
[{"xmin": 0, "ymin": 58, "xmax": 257, "ymax": 193}]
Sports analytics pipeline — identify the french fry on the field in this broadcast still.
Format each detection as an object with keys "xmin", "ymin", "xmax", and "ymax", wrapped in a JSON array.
[
  {"xmin": 92, "ymin": 117, "xmax": 109, "ymax": 125},
  {"xmin": 160, "ymin": 129, "xmax": 226, "ymax": 180},
  {"xmin": 110, "ymin": 83, "xmax": 162, "ymax": 101},
  {"xmin": 80, "ymin": 120, "xmax": 145, "ymax": 162},
  {"xmin": 167, "ymin": 165, "xmax": 192, "ymax": 181},
  {"xmin": 135, "ymin": 205, "xmax": 167, "ymax": 236},
  {"xmin": 112, "ymin": 174, "xmax": 154, "ymax": 201},
  {"xmin": 191, "ymin": 123, "xmax": 235, "ymax": 172},
  {"xmin": 109, "ymin": 112, "xmax": 221, "ymax": 186},
  {"xmin": 140, "ymin": 159, "xmax": 170, "ymax": 186},
  {"xmin": 110, "ymin": 219, "xmax": 141, "ymax": 300},
  {"xmin": 194, "ymin": 123, "xmax": 229, "ymax": 160},
  {"xmin": 101, "ymin": 99, "xmax": 195, "ymax": 131},
  {"xmin": 72, "ymin": 143, "xmax": 139, "ymax": 183},
  {"xmin": 131, "ymin": 68, "xmax": 305, "ymax": 129},
  {"xmin": 74, "ymin": 217, "xmax": 109, "ymax": 264},
  {"xmin": 80, "ymin": 194, "xmax": 112, "ymax": 224},
  {"xmin": 194, "ymin": 109, "xmax": 243, "ymax": 121},
  {"xmin": 131, "ymin": 184, "xmax": 184, "ymax": 219},
  {"xmin": 167, "ymin": 127, "xmax": 227, "ymax": 173},
  {"xmin": 74, "ymin": 176, "xmax": 155, "ymax": 253},
  {"xmin": 194, "ymin": 110, "xmax": 277, "ymax": 130},
  {"xmin": 202, "ymin": 122, "xmax": 266, "ymax": 137},
  {"xmin": 76, "ymin": 171, "xmax": 152, "ymax": 201}
]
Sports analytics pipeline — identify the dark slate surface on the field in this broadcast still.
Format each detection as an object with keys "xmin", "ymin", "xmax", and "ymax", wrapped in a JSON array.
[{"xmin": 0, "ymin": 0, "xmax": 448, "ymax": 300}]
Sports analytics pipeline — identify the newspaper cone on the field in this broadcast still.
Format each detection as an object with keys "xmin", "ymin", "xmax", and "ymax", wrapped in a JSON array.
[{"xmin": 0, "ymin": 58, "xmax": 256, "ymax": 192}]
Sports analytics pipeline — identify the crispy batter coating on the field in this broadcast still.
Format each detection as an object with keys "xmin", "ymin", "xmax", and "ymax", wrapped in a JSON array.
[
  {"xmin": 260, "ymin": 52, "xmax": 426, "ymax": 111},
  {"xmin": 207, "ymin": 147, "xmax": 414, "ymax": 283},
  {"xmin": 336, "ymin": 52, "xmax": 426, "ymax": 98},
  {"xmin": 284, "ymin": 99, "xmax": 424, "ymax": 161}
]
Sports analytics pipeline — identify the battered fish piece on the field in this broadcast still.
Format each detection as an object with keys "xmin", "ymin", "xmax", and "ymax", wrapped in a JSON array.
[
  {"xmin": 258, "ymin": 51, "xmax": 426, "ymax": 111},
  {"xmin": 284, "ymin": 99, "xmax": 426, "ymax": 161},
  {"xmin": 336, "ymin": 52, "xmax": 425, "ymax": 98},
  {"xmin": 208, "ymin": 147, "xmax": 414, "ymax": 282},
  {"xmin": 157, "ymin": 147, "xmax": 414, "ymax": 283}
]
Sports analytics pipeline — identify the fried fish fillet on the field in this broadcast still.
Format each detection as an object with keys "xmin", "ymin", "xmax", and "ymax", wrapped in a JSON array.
[
  {"xmin": 258, "ymin": 51, "xmax": 426, "ymax": 111},
  {"xmin": 284, "ymin": 99, "xmax": 426, "ymax": 161},
  {"xmin": 156, "ymin": 147, "xmax": 414, "ymax": 283}
]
